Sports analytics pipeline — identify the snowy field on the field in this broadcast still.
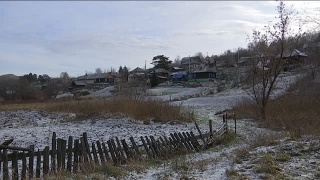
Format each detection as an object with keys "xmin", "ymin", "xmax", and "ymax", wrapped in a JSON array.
[{"xmin": 1, "ymin": 70, "xmax": 318, "ymax": 179}]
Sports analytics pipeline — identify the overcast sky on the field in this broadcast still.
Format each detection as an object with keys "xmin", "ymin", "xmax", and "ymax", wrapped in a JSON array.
[{"xmin": 1, "ymin": 1, "xmax": 319, "ymax": 77}]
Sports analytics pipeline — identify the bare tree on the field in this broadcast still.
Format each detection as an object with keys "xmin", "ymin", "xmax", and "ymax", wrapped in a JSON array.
[
  {"xmin": 95, "ymin": 68, "xmax": 102, "ymax": 74},
  {"xmin": 247, "ymin": 1, "xmax": 301, "ymax": 121}
]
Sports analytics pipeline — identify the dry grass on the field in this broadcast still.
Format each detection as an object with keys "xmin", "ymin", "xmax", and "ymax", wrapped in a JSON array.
[
  {"xmin": 232, "ymin": 74, "xmax": 320, "ymax": 135},
  {"xmin": 0, "ymin": 97, "xmax": 194, "ymax": 123}
]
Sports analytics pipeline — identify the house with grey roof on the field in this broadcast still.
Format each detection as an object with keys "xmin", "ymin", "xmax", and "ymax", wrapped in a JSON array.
[{"xmin": 180, "ymin": 56, "xmax": 204, "ymax": 72}]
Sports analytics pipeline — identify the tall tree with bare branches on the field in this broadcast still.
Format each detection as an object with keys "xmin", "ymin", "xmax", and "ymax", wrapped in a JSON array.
[{"xmin": 247, "ymin": 1, "xmax": 302, "ymax": 121}]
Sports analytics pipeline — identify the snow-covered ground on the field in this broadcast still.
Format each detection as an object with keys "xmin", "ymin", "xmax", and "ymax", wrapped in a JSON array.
[{"xmin": 1, "ymin": 70, "xmax": 318, "ymax": 179}]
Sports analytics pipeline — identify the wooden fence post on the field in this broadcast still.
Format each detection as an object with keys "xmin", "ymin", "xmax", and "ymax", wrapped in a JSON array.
[
  {"xmin": 2, "ymin": 148, "xmax": 8, "ymax": 180},
  {"xmin": 51, "ymin": 132, "xmax": 57, "ymax": 173},
  {"xmin": 36, "ymin": 149, "xmax": 41, "ymax": 178},
  {"xmin": 67, "ymin": 136, "xmax": 73, "ymax": 172},
  {"xmin": 43, "ymin": 146, "xmax": 50, "ymax": 175},
  {"xmin": 28, "ymin": 145, "xmax": 34, "ymax": 179},
  {"xmin": 82, "ymin": 132, "xmax": 92, "ymax": 162},
  {"xmin": 12, "ymin": 151, "xmax": 18, "ymax": 180},
  {"xmin": 73, "ymin": 139, "xmax": 79, "ymax": 173},
  {"xmin": 21, "ymin": 152, "xmax": 27, "ymax": 180}
]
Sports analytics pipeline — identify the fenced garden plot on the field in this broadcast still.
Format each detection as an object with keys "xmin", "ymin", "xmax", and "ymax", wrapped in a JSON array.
[{"xmin": 0, "ymin": 116, "xmax": 235, "ymax": 179}]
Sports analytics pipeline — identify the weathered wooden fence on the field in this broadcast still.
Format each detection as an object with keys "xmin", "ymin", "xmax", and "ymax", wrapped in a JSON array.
[{"xmin": 0, "ymin": 115, "xmax": 234, "ymax": 179}]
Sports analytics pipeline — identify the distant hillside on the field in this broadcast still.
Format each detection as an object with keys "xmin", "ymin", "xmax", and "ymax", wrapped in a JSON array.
[{"xmin": 0, "ymin": 74, "xmax": 18, "ymax": 81}]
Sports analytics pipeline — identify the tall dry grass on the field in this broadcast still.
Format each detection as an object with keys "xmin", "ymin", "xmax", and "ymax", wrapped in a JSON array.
[
  {"xmin": 232, "ymin": 73, "xmax": 320, "ymax": 135},
  {"xmin": 0, "ymin": 97, "xmax": 194, "ymax": 123}
]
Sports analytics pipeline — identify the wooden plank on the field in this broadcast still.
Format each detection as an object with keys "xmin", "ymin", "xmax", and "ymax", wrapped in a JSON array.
[
  {"xmin": 43, "ymin": 146, "xmax": 50, "ymax": 175},
  {"xmin": 182, "ymin": 132, "xmax": 194, "ymax": 151},
  {"xmin": 169, "ymin": 135, "xmax": 179, "ymax": 149},
  {"xmin": 173, "ymin": 133, "xmax": 186, "ymax": 151},
  {"xmin": 115, "ymin": 137, "xmax": 126, "ymax": 162},
  {"xmin": 73, "ymin": 139, "xmax": 79, "ymax": 173},
  {"xmin": 145, "ymin": 136, "xmax": 157, "ymax": 157},
  {"xmin": 67, "ymin": 136, "xmax": 73, "ymax": 172},
  {"xmin": 158, "ymin": 137, "xmax": 169, "ymax": 153},
  {"xmin": 107, "ymin": 140, "xmax": 117, "ymax": 164},
  {"xmin": 92, "ymin": 142, "xmax": 99, "ymax": 164},
  {"xmin": 121, "ymin": 139, "xmax": 131, "ymax": 159},
  {"xmin": 0, "ymin": 145, "xmax": 31, "ymax": 151},
  {"xmin": 129, "ymin": 137, "xmax": 141, "ymax": 157},
  {"xmin": 36, "ymin": 149, "xmax": 41, "ymax": 178},
  {"xmin": 186, "ymin": 132, "xmax": 200, "ymax": 151},
  {"xmin": 51, "ymin": 132, "xmax": 56, "ymax": 173},
  {"xmin": 28, "ymin": 145, "xmax": 34, "ymax": 179},
  {"xmin": 178, "ymin": 132, "xmax": 191, "ymax": 151},
  {"xmin": 110, "ymin": 139, "xmax": 122, "ymax": 164},
  {"xmin": 61, "ymin": 139, "xmax": 67, "ymax": 170},
  {"xmin": 140, "ymin": 136, "xmax": 152, "ymax": 158},
  {"xmin": 57, "ymin": 138, "xmax": 62, "ymax": 170},
  {"xmin": 2, "ymin": 149, "xmax": 9, "ymax": 180},
  {"xmin": 21, "ymin": 152, "xmax": 27, "ymax": 180},
  {"xmin": 150, "ymin": 136, "xmax": 163, "ymax": 156},
  {"xmin": 80, "ymin": 137, "xmax": 89, "ymax": 163},
  {"xmin": 96, "ymin": 141, "xmax": 105, "ymax": 165},
  {"xmin": 195, "ymin": 122, "xmax": 206, "ymax": 145},
  {"xmin": 190, "ymin": 131, "xmax": 201, "ymax": 148},
  {"xmin": 12, "ymin": 151, "xmax": 18, "ymax": 180},
  {"xmin": 163, "ymin": 136, "xmax": 174, "ymax": 150},
  {"xmin": 82, "ymin": 132, "xmax": 93, "ymax": 162},
  {"xmin": 102, "ymin": 142, "xmax": 111, "ymax": 162}
]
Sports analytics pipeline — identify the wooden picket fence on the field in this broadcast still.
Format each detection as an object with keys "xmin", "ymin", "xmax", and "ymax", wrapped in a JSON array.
[{"xmin": 0, "ymin": 117, "xmax": 233, "ymax": 179}]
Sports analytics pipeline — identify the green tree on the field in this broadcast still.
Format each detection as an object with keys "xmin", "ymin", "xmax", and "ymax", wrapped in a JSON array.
[
  {"xmin": 151, "ymin": 55, "xmax": 172, "ymax": 70},
  {"xmin": 150, "ymin": 72, "xmax": 159, "ymax": 87}
]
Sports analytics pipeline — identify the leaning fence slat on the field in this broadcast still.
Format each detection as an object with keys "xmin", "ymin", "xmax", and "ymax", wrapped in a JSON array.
[
  {"xmin": 195, "ymin": 122, "xmax": 206, "ymax": 145},
  {"xmin": 36, "ymin": 149, "xmax": 41, "ymax": 178},
  {"xmin": 80, "ymin": 137, "xmax": 89, "ymax": 163},
  {"xmin": 145, "ymin": 136, "xmax": 157, "ymax": 157},
  {"xmin": 140, "ymin": 136, "xmax": 152, "ymax": 159},
  {"xmin": 110, "ymin": 139, "xmax": 122, "ymax": 164},
  {"xmin": 12, "ymin": 151, "xmax": 18, "ymax": 180},
  {"xmin": 129, "ymin": 137, "xmax": 141, "ymax": 157},
  {"xmin": 121, "ymin": 139, "xmax": 132, "ymax": 159},
  {"xmin": 92, "ymin": 142, "xmax": 99, "ymax": 164},
  {"xmin": 107, "ymin": 140, "xmax": 117, "ymax": 165},
  {"xmin": 178, "ymin": 132, "xmax": 191, "ymax": 151},
  {"xmin": 96, "ymin": 141, "xmax": 105, "ymax": 165},
  {"xmin": 182, "ymin": 132, "xmax": 194, "ymax": 151},
  {"xmin": 186, "ymin": 132, "xmax": 200, "ymax": 151},
  {"xmin": 190, "ymin": 131, "xmax": 201, "ymax": 148},
  {"xmin": 82, "ymin": 132, "xmax": 93, "ymax": 162},
  {"xmin": 102, "ymin": 142, "xmax": 111, "ymax": 162},
  {"xmin": 115, "ymin": 137, "xmax": 126, "ymax": 162}
]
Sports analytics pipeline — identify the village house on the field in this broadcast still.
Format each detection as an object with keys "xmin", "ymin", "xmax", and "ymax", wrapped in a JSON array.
[{"xmin": 180, "ymin": 56, "xmax": 203, "ymax": 72}]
